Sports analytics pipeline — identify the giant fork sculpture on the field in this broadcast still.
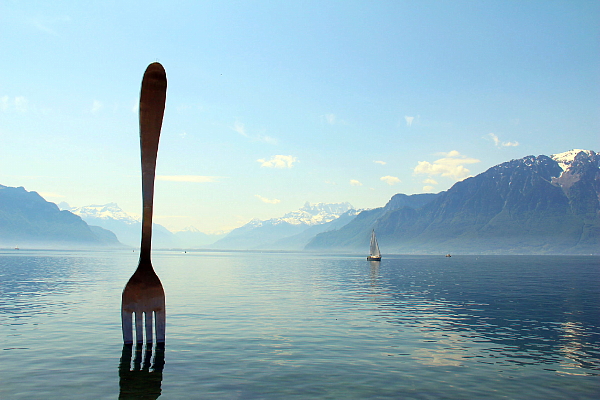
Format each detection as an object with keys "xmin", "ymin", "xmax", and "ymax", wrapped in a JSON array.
[{"xmin": 121, "ymin": 62, "xmax": 167, "ymax": 344}]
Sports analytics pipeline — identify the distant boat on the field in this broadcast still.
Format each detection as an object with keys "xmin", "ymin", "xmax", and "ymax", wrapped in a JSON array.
[
  {"xmin": 445, "ymin": 254, "xmax": 451, "ymax": 257},
  {"xmin": 367, "ymin": 230, "xmax": 381, "ymax": 261}
]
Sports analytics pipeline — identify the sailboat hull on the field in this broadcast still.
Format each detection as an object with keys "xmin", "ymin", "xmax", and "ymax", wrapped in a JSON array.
[{"xmin": 367, "ymin": 256, "xmax": 381, "ymax": 261}]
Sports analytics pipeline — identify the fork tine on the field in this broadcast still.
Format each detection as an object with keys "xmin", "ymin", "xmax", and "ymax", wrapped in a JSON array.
[
  {"xmin": 155, "ymin": 309, "xmax": 166, "ymax": 343},
  {"xmin": 133, "ymin": 343, "xmax": 143, "ymax": 370},
  {"xmin": 145, "ymin": 311, "xmax": 154, "ymax": 343},
  {"xmin": 135, "ymin": 311, "xmax": 144, "ymax": 343},
  {"xmin": 143, "ymin": 345, "xmax": 153, "ymax": 371},
  {"xmin": 122, "ymin": 310, "xmax": 133, "ymax": 344}
]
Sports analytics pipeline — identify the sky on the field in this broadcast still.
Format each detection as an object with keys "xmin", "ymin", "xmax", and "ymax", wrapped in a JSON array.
[{"xmin": 1, "ymin": 0, "xmax": 598, "ymax": 234}]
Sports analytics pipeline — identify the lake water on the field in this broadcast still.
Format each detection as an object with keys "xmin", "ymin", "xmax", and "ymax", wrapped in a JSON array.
[{"xmin": 1, "ymin": 250, "xmax": 598, "ymax": 399}]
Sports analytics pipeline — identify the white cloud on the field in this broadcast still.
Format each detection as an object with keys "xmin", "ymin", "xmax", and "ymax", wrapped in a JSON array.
[
  {"xmin": 255, "ymin": 195, "xmax": 280, "ymax": 204},
  {"xmin": 257, "ymin": 155, "xmax": 297, "ymax": 168},
  {"xmin": 29, "ymin": 15, "xmax": 71, "ymax": 36},
  {"xmin": 374, "ymin": 160, "xmax": 386, "ymax": 165},
  {"xmin": 233, "ymin": 121, "xmax": 247, "ymax": 137},
  {"xmin": 233, "ymin": 120, "xmax": 278, "ymax": 144},
  {"xmin": 413, "ymin": 151, "xmax": 480, "ymax": 180},
  {"xmin": 325, "ymin": 113, "xmax": 336, "ymax": 124},
  {"xmin": 350, "ymin": 179, "xmax": 363, "ymax": 186},
  {"xmin": 423, "ymin": 178, "xmax": 438, "ymax": 185},
  {"xmin": 258, "ymin": 135, "xmax": 278, "ymax": 145},
  {"xmin": 405, "ymin": 116, "xmax": 414, "ymax": 126},
  {"xmin": 91, "ymin": 100, "xmax": 103, "ymax": 114},
  {"xmin": 488, "ymin": 133, "xmax": 519, "ymax": 147},
  {"xmin": 15, "ymin": 96, "xmax": 28, "ymax": 112},
  {"xmin": 157, "ymin": 175, "xmax": 219, "ymax": 183},
  {"xmin": 488, "ymin": 133, "xmax": 500, "ymax": 146},
  {"xmin": 1, "ymin": 95, "xmax": 39, "ymax": 113},
  {"xmin": 442, "ymin": 150, "xmax": 461, "ymax": 157},
  {"xmin": 422, "ymin": 186, "xmax": 435, "ymax": 192},
  {"xmin": 380, "ymin": 176, "xmax": 401, "ymax": 185}
]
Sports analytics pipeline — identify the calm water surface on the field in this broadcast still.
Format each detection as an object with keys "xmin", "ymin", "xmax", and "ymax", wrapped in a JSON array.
[{"xmin": 1, "ymin": 250, "xmax": 598, "ymax": 399}]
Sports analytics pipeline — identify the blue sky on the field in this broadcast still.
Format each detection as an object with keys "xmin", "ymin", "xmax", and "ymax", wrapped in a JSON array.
[{"xmin": 1, "ymin": 1, "xmax": 598, "ymax": 233}]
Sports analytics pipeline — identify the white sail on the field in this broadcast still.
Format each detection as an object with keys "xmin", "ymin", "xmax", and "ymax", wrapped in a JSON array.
[{"xmin": 370, "ymin": 230, "xmax": 380, "ymax": 257}]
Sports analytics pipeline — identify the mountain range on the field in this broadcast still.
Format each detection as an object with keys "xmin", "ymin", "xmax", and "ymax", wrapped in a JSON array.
[
  {"xmin": 0, "ymin": 185, "xmax": 121, "ymax": 248},
  {"xmin": 67, "ymin": 203, "xmax": 224, "ymax": 248},
  {"xmin": 1, "ymin": 149, "xmax": 597, "ymax": 254},
  {"xmin": 209, "ymin": 202, "xmax": 356, "ymax": 250},
  {"xmin": 306, "ymin": 149, "xmax": 599, "ymax": 255}
]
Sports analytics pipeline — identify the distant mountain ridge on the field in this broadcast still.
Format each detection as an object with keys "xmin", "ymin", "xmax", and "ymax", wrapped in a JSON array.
[
  {"xmin": 70, "ymin": 203, "xmax": 139, "ymax": 223},
  {"xmin": 0, "ymin": 185, "xmax": 121, "ymax": 248},
  {"xmin": 2, "ymin": 149, "xmax": 596, "ymax": 254},
  {"xmin": 69, "ymin": 203, "xmax": 173, "ymax": 248},
  {"xmin": 267, "ymin": 208, "xmax": 361, "ymax": 250},
  {"xmin": 210, "ymin": 202, "xmax": 355, "ymax": 250},
  {"xmin": 69, "ymin": 203, "xmax": 222, "ymax": 248},
  {"xmin": 306, "ymin": 150, "xmax": 599, "ymax": 255},
  {"xmin": 303, "ymin": 193, "xmax": 440, "ymax": 252}
]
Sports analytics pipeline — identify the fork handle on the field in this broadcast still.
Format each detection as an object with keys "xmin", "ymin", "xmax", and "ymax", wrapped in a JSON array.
[{"xmin": 139, "ymin": 63, "xmax": 167, "ymax": 263}]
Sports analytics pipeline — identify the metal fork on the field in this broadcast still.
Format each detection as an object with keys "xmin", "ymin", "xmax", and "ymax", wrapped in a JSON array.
[{"xmin": 121, "ymin": 62, "xmax": 167, "ymax": 344}]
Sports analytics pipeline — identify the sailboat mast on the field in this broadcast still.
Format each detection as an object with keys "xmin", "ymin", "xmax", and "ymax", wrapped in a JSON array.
[
  {"xmin": 370, "ymin": 230, "xmax": 380, "ymax": 256},
  {"xmin": 367, "ymin": 229, "xmax": 382, "ymax": 261}
]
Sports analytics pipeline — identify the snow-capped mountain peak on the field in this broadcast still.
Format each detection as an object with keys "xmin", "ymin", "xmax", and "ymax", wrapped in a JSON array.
[
  {"xmin": 179, "ymin": 226, "xmax": 201, "ymax": 233},
  {"xmin": 550, "ymin": 149, "xmax": 594, "ymax": 172},
  {"xmin": 70, "ymin": 203, "xmax": 140, "ymax": 224},
  {"xmin": 278, "ymin": 201, "xmax": 354, "ymax": 226},
  {"xmin": 238, "ymin": 202, "xmax": 355, "ymax": 229}
]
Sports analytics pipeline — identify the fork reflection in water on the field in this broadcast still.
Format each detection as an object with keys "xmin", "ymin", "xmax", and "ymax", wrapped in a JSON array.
[{"xmin": 118, "ymin": 343, "xmax": 165, "ymax": 400}]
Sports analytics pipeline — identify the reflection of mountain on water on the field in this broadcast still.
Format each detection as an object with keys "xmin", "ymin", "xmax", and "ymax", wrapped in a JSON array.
[
  {"xmin": 364, "ymin": 255, "xmax": 600, "ymax": 373},
  {"xmin": 119, "ymin": 343, "xmax": 165, "ymax": 399}
]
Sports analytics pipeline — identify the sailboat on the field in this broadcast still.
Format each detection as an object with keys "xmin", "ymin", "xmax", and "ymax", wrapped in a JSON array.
[{"xmin": 367, "ymin": 229, "xmax": 381, "ymax": 261}]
